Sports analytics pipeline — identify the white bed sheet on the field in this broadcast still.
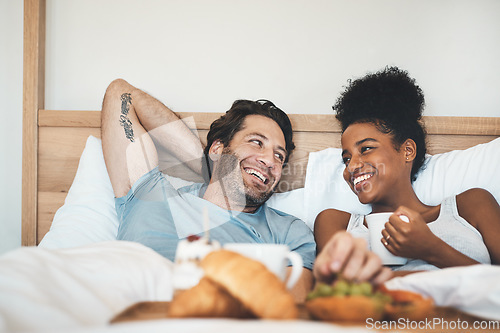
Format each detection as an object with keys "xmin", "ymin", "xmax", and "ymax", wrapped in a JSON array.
[
  {"xmin": 26, "ymin": 318, "xmax": 370, "ymax": 333},
  {"xmin": 8, "ymin": 136, "xmax": 500, "ymax": 332},
  {"xmin": 0, "ymin": 242, "xmax": 173, "ymax": 332},
  {"xmin": 0, "ymin": 241, "xmax": 369, "ymax": 333},
  {"xmin": 1, "ymin": 241, "xmax": 500, "ymax": 333}
]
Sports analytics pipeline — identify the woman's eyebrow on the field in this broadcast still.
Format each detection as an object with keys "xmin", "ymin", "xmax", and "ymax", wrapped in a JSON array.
[
  {"xmin": 342, "ymin": 138, "xmax": 378, "ymax": 156},
  {"xmin": 355, "ymin": 138, "xmax": 378, "ymax": 146}
]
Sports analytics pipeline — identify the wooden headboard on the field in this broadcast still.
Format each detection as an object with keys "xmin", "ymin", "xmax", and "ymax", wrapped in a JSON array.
[{"xmin": 22, "ymin": 0, "xmax": 500, "ymax": 246}]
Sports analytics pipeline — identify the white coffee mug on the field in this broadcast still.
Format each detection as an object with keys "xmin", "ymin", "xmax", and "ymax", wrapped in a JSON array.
[
  {"xmin": 223, "ymin": 243, "xmax": 303, "ymax": 289},
  {"xmin": 365, "ymin": 212, "xmax": 409, "ymax": 266}
]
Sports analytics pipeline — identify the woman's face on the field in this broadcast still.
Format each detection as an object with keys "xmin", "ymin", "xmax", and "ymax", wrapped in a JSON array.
[{"xmin": 341, "ymin": 122, "xmax": 409, "ymax": 205}]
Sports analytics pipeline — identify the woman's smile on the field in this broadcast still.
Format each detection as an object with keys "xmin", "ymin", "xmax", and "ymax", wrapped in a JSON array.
[{"xmin": 341, "ymin": 122, "xmax": 409, "ymax": 205}]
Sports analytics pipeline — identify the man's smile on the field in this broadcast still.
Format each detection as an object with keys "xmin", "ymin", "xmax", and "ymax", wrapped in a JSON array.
[{"xmin": 244, "ymin": 167, "xmax": 270, "ymax": 185}]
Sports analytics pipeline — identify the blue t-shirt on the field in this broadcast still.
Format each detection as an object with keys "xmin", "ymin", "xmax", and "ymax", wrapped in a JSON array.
[{"xmin": 116, "ymin": 167, "xmax": 316, "ymax": 270}]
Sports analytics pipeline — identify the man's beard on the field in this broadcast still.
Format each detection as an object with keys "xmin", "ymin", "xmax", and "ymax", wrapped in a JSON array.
[{"xmin": 213, "ymin": 147, "xmax": 276, "ymax": 209}]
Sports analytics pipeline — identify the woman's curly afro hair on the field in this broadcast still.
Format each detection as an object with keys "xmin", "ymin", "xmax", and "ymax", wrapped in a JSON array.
[{"xmin": 333, "ymin": 66, "xmax": 427, "ymax": 181}]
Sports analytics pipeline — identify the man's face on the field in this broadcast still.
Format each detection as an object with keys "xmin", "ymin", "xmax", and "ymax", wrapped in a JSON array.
[{"xmin": 212, "ymin": 115, "xmax": 287, "ymax": 207}]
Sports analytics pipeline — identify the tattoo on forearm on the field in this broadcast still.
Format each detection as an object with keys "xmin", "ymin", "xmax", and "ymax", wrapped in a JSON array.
[{"xmin": 119, "ymin": 93, "xmax": 134, "ymax": 142}]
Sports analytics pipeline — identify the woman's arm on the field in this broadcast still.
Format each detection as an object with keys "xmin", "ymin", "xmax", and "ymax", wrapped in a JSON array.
[
  {"xmin": 385, "ymin": 207, "xmax": 480, "ymax": 268},
  {"xmin": 457, "ymin": 188, "xmax": 500, "ymax": 265},
  {"xmin": 313, "ymin": 210, "xmax": 392, "ymax": 285},
  {"xmin": 314, "ymin": 209, "xmax": 351, "ymax": 254},
  {"xmin": 386, "ymin": 189, "xmax": 500, "ymax": 268}
]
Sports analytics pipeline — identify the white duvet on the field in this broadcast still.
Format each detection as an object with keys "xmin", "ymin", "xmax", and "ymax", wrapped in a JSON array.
[
  {"xmin": 0, "ymin": 242, "xmax": 358, "ymax": 333},
  {"xmin": 0, "ymin": 242, "xmax": 174, "ymax": 332},
  {"xmin": 1, "ymin": 242, "xmax": 499, "ymax": 333}
]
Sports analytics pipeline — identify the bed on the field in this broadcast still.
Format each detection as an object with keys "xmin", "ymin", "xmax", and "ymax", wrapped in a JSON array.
[{"xmin": 4, "ymin": 0, "xmax": 500, "ymax": 332}]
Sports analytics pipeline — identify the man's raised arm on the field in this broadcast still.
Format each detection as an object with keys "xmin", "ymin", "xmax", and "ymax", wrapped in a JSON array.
[{"xmin": 101, "ymin": 79, "xmax": 205, "ymax": 197}]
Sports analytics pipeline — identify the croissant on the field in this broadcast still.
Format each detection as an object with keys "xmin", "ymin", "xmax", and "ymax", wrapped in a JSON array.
[
  {"xmin": 168, "ymin": 276, "xmax": 254, "ymax": 318},
  {"xmin": 200, "ymin": 250, "xmax": 298, "ymax": 319}
]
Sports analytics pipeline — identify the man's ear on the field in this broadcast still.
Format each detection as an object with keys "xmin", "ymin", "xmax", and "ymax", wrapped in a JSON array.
[{"xmin": 208, "ymin": 140, "xmax": 224, "ymax": 161}]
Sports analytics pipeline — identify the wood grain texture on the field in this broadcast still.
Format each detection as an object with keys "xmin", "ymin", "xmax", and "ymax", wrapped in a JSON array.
[
  {"xmin": 23, "ymin": 0, "xmax": 46, "ymax": 246},
  {"xmin": 424, "ymin": 116, "xmax": 500, "ymax": 135},
  {"xmin": 39, "ymin": 110, "xmax": 102, "ymax": 128},
  {"xmin": 111, "ymin": 301, "xmax": 491, "ymax": 332},
  {"xmin": 35, "ymin": 110, "xmax": 499, "ymax": 244},
  {"xmin": 38, "ymin": 191, "xmax": 66, "ymax": 242},
  {"xmin": 23, "ymin": 0, "xmax": 500, "ymax": 247},
  {"xmin": 37, "ymin": 127, "xmax": 101, "ymax": 237},
  {"xmin": 426, "ymin": 134, "xmax": 498, "ymax": 154},
  {"xmin": 39, "ymin": 110, "xmax": 500, "ymax": 135}
]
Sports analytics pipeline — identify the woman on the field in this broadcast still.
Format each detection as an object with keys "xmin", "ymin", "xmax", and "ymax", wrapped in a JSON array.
[{"xmin": 315, "ymin": 67, "xmax": 500, "ymax": 273}]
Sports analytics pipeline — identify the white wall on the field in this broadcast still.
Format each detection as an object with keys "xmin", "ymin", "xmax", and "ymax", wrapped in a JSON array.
[
  {"xmin": 1, "ymin": 0, "xmax": 499, "ymax": 254},
  {"xmin": 1, "ymin": 1, "xmax": 23, "ymax": 255},
  {"xmin": 45, "ymin": 0, "xmax": 500, "ymax": 116}
]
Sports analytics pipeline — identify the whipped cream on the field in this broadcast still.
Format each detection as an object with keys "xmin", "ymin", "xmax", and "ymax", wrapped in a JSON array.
[{"xmin": 172, "ymin": 236, "xmax": 221, "ymax": 290}]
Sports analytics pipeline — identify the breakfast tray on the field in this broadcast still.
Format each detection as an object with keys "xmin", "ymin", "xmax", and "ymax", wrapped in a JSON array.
[{"xmin": 111, "ymin": 301, "xmax": 491, "ymax": 332}]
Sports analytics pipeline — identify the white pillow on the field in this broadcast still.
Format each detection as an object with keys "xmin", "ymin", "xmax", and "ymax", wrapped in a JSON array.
[
  {"xmin": 39, "ymin": 136, "xmax": 205, "ymax": 248},
  {"xmin": 40, "ymin": 135, "xmax": 500, "ymax": 247},
  {"xmin": 39, "ymin": 136, "xmax": 118, "ymax": 248},
  {"xmin": 267, "ymin": 188, "xmax": 307, "ymax": 222},
  {"xmin": 304, "ymin": 137, "xmax": 500, "ymax": 229},
  {"xmin": 413, "ymin": 138, "xmax": 500, "ymax": 206}
]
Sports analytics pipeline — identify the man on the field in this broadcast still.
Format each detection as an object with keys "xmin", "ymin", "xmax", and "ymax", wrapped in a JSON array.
[{"xmin": 101, "ymin": 79, "xmax": 391, "ymax": 301}]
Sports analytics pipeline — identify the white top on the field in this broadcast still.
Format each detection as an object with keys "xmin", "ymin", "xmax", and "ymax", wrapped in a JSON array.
[{"xmin": 346, "ymin": 196, "xmax": 491, "ymax": 271}]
